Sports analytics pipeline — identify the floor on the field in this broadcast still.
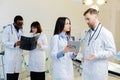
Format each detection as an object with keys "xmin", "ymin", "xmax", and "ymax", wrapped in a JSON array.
[
  {"xmin": 0, "ymin": 64, "xmax": 120, "ymax": 80},
  {"xmin": 22, "ymin": 72, "xmax": 120, "ymax": 80},
  {"xmin": 20, "ymin": 65, "xmax": 120, "ymax": 80},
  {"xmin": 0, "ymin": 55, "xmax": 120, "ymax": 80}
]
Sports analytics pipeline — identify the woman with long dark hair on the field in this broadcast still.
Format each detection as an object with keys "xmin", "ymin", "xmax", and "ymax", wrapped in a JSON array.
[{"xmin": 50, "ymin": 17, "xmax": 78, "ymax": 80}]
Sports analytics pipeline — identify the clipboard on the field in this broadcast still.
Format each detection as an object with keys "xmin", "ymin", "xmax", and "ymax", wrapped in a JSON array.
[{"xmin": 68, "ymin": 41, "xmax": 80, "ymax": 52}]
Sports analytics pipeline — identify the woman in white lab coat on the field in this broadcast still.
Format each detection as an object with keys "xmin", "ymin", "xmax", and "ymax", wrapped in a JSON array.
[
  {"xmin": 50, "ymin": 17, "xmax": 78, "ymax": 80},
  {"xmin": 2, "ymin": 15, "xmax": 23, "ymax": 80},
  {"xmin": 82, "ymin": 8, "xmax": 116, "ymax": 80},
  {"xmin": 29, "ymin": 21, "xmax": 48, "ymax": 80}
]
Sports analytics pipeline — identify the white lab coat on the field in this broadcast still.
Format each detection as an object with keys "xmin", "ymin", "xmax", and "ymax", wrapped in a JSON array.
[
  {"xmin": 2, "ymin": 24, "xmax": 23, "ymax": 73},
  {"xmin": 82, "ymin": 24, "xmax": 116, "ymax": 80},
  {"xmin": 50, "ymin": 34, "xmax": 74, "ymax": 80},
  {"xmin": 29, "ymin": 33, "xmax": 48, "ymax": 72}
]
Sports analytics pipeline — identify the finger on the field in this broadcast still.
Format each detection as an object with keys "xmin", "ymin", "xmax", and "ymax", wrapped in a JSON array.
[
  {"xmin": 68, "ymin": 45, "xmax": 74, "ymax": 48},
  {"xmin": 67, "ymin": 45, "xmax": 69, "ymax": 47},
  {"xmin": 81, "ymin": 58, "xmax": 84, "ymax": 61},
  {"xmin": 85, "ymin": 57, "xmax": 94, "ymax": 61},
  {"xmin": 87, "ymin": 57, "xmax": 94, "ymax": 60},
  {"xmin": 82, "ymin": 58, "xmax": 89, "ymax": 61}
]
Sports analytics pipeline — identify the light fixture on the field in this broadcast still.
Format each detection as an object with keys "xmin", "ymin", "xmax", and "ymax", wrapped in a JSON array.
[
  {"xmin": 96, "ymin": 0, "xmax": 107, "ymax": 5},
  {"xmin": 83, "ymin": 0, "xmax": 93, "ymax": 5},
  {"xmin": 83, "ymin": 0, "xmax": 107, "ymax": 5},
  {"xmin": 82, "ymin": 0, "xmax": 107, "ymax": 11}
]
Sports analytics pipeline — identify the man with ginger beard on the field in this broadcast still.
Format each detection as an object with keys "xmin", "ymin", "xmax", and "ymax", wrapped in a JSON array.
[{"xmin": 81, "ymin": 8, "xmax": 116, "ymax": 80}]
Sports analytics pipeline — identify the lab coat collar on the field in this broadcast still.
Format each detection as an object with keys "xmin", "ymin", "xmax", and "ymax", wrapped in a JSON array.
[
  {"xmin": 90, "ymin": 23, "xmax": 100, "ymax": 32},
  {"xmin": 13, "ymin": 23, "xmax": 20, "ymax": 32},
  {"xmin": 59, "ymin": 32, "xmax": 69, "ymax": 41}
]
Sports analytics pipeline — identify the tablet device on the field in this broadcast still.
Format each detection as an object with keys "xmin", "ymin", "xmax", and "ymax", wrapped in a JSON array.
[{"xmin": 68, "ymin": 41, "xmax": 80, "ymax": 52}]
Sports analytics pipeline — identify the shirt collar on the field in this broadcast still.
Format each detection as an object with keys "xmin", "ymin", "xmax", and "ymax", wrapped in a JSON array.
[
  {"xmin": 13, "ymin": 24, "xmax": 20, "ymax": 32},
  {"xmin": 59, "ymin": 32, "xmax": 69, "ymax": 40},
  {"xmin": 91, "ymin": 23, "xmax": 100, "ymax": 31}
]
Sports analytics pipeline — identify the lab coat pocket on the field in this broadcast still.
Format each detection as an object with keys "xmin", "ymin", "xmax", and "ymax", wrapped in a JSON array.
[{"xmin": 92, "ymin": 40, "xmax": 102, "ymax": 54}]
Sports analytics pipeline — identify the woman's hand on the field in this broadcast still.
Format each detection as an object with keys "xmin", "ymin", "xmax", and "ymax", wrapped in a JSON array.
[
  {"xmin": 37, "ymin": 43, "xmax": 42, "ymax": 48},
  {"xmin": 74, "ymin": 51, "xmax": 79, "ymax": 56},
  {"xmin": 62, "ymin": 45, "xmax": 73, "ymax": 54}
]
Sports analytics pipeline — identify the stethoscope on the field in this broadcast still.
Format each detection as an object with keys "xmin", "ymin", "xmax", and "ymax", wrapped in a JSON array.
[
  {"xmin": 8, "ymin": 24, "xmax": 21, "ymax": 40},
  {"xmin": 82, "ymin": 23, "xmax": 102, "ymax": 62},
  {"xmin": 88, "ymin": 23, "xmax": 102, "ymax": 46}
]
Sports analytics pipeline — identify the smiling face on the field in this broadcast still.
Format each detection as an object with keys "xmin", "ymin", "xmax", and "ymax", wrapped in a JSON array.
[
  {"xmin": 62, "ymin": 19, "xmax": 71, "ymax": 32},
  {"xmin": 14, "ymin": 15, "xmax": 23, "ymax": 29},
  {"xmin": 16, "ymin": 20, "xmax": 23, "ymax": 29},
  {"xmin": 31, "ymin": 26, "xmax": 37, "ymax": 34}
]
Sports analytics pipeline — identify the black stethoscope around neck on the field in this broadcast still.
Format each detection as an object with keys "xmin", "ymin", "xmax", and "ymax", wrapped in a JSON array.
[{"xmin": 88, "ymin": 23, "xmax": 102, "ymax": 46}]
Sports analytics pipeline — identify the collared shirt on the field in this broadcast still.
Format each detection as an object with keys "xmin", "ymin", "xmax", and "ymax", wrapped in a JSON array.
[
  {"xmin": 90, "ymin": 23, "xmax": 100, "ymax": 37},
  {"xmin": 57, "ymin": 32, "xmax": 76, "ymax": 59},
  {"xmin": 57, "ymin": 32, "xmax": 68, "ymax": 58},
  {"xmin": 59, "ymin": 32, "xmax": 69, "ymax": 41},
  {"xmin": 14, "ymin": 25, "xmax": 20, "ymax": 32}
]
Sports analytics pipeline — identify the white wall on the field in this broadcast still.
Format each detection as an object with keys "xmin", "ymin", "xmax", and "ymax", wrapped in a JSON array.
[
  {"xmin": 0, "ymin": 0, "xmax": 120, "ymax": 78},
  {"xmin": 0, "ymin": 0, "xmax": 86, "ymax": 40},
  {"xmin": 0, "ymin": 0, "xmax": 120, "ymax": 50}
]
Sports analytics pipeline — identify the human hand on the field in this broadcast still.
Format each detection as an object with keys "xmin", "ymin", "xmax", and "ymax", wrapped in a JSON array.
[
  {"xmin": 62, "ymin": 45, "xmax": 73, "ymax": 54},
  {"xmin": 15, "ymin": 41, "xmax": 21, "ymax": 46},
  {"xmin": 74, "ymin": 51, "xmax": 79, "ymax": 56},
  {"xmin": 81, "ymin": 54, "xmax": 96, "ymax": 61},
  {"xmin": 37, "ymin": 43, "xmax": 42, "ymax": 48}
]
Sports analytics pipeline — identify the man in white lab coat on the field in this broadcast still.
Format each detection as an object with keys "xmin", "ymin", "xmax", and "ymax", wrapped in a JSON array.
[
  {"xmin": 82, "ymin": 8, "xmax": 116, "ymax": 80},
  {"xmin": 2, "ymin": 15, "xmax": 23, "ymax": 80}
]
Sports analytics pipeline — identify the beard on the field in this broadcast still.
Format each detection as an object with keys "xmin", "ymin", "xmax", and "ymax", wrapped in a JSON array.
[
  {"xmin": 88, "ymin": 24, "xmax": 94, "ymax": 30},
  {"xmin": 88, "ymin": 23, "xmax": 92, "ymax": 28}
]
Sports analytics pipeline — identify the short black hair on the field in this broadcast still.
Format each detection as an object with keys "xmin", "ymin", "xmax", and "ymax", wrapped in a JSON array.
[
  {"xmin": 83, "ymin": 8, "xmax": 99, "ymax": 16},
  {"xmin": 53, "ymin": 17, "xmax": 71, "ymax": 37},
  {"xmin": 30, "ymin": 21, "xmax": 42, "ymax": 33},
  {"xmin": 14, "ymin": 15, "xmax": 23, "ymax": 23}
]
